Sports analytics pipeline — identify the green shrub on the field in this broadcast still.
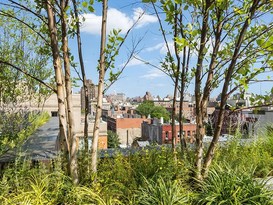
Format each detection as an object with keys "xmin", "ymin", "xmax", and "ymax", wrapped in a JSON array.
[
  {"xmin": 107, "ymin": 131, "xmax": 121, "ymax": 148},
  {"xmin": 215, "ymin": 136, "xmax": 273, "ymax": 178},
  {"xmin": 136, "ymin": 176, "xmax": 192, "ymax": 205},
  {"xmin": 0, "ymin": 111, "xmax": 50, "ymax": 155},
  {"xmin": 65, "ymin": 185, "xmax": 122, "ymax": 205},
  {"xmin": 95, "ymin": 147, "xmax": 192, "ymax": 203},
  {"xmin": 0, "ymin": 162, "xmax": 72, "ymax": 204},
  {"xmin": 195, "ymin": 164, "xmax": 273, "ymax": 205},
  {"xmin": 129, "ymin": 147, "xmax": 191, "ymax": 183}
]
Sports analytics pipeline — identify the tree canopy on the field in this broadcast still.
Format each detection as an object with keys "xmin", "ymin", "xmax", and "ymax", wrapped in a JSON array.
[
  {"xmin": 136, "ymin": 100, "xmax": 170, "ymax": 121},
  {"xmin": 142, "ymin": 0, "xmax": 273, "ymax": 179}
]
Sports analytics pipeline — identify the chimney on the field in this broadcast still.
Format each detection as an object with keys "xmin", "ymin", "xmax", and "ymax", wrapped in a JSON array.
[{"xmin": 160, "ymin": 117, "xmax": 164, "ymax": 124}]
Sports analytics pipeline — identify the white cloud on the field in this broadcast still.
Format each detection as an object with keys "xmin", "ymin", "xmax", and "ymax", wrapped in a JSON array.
[
  {"xmin": 127, "ymin": 57, "xmax": 145, "ymax": 67},
  {"xmin": 144, "ymin": 43, "xmax": 164, "ymax": 52},
  {"xmin": 119, "ymin": 55, "xmax": 146, "ymax": 68},
  {"xmin": 80, "ymin": 7, "xmax": 157, "ymax": 35},
  {"xmin": 133, "ymin": 7, "xmax": 157, "ymax": 28},
  {"xmin": 145, "ymin": 41, "xmax": 175, "ymax": 55},
  {"xmin": 141, "ymin": 68, "xmax": 166, "ymax": 79}
]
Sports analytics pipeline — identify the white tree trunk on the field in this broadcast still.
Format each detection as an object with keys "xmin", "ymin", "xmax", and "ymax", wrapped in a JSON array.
[{"xmin": 91, "ymin": 0, "xmax": 108, "ymax": 173}]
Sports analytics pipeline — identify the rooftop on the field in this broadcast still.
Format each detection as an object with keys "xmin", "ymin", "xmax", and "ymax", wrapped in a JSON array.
[{"xmin": 0, "ymin": 117, "xmax": 59, "ymax": 163}]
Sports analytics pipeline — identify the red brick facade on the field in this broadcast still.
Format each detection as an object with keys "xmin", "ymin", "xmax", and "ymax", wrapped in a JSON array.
[
  {"xmin": 142, "ymin": 120, "xmax": 197, "ymax": 145},
  {"xmin": 107, "ymin": 116, "xmax": 145, "ymax": 146},
  {"xmin": 162, "ymin": 123, "xmax": 196, "ymax": 144}
]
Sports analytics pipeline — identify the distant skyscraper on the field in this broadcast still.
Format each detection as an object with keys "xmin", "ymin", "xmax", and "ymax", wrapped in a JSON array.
[
  {"xmin": 116, "ymin": 93, "xmax": 126, "ymax": 102},
  {"xmin": 143, "ymin": 91, "xmax": 153, "ymax": 101},
  {"xmin": 80, "ymin": 79, "xmax": 98, "ymax": 112}
]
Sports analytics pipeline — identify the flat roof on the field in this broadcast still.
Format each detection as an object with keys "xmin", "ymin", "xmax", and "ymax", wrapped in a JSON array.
[{"xmin": 0, "ymin": 117, "xmax": 59, "ymax": 163}]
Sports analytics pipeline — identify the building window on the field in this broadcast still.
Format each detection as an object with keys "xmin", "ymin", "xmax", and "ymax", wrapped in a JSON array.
[
  {"xmin": 51, "ymin": 111, "xmax": 58, "ymax": 117},
  {"xmin": 187, "ymin": 130, "xmax": 191, "ymax": 137},
  {"xmin": 165, "ymin": 132, "xmax": 169, "ymax": 141}
]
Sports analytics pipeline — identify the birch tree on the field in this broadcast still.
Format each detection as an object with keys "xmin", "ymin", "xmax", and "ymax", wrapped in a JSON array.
[
  {"xmin": 90, "ymin": 1, "xmax": 143, "ymax": 172},
  {"xmin": 71, "ymin": 0, "xmax": 90, "ymax": 155},
  {"xmin": 143, "ymin": 0, "xmax": 273, "ymax": 179},
  {"xmin": 1, "ymin": 0, "xmax": 79, "ymax": 183},
  {"xmin": 91, "ymin": 0, "xmax": 108, "ymax": 173}
]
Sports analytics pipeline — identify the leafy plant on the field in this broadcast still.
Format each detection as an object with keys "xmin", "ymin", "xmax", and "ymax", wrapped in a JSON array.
[
  {"xmin": 0, "ymin": 161, "xmax": 72, "ymax": 205},
  {"xmin": 107, "ymin": 130, "xmax": 121, "ymax": 148},
  {"xmin": 215, "ymin": 135, "xmax": 273, "ymax": 178},
  {"xmin": 137, "ymin": 176, "xmax": 191, "ymax": 205},
  {"xmin": 196, "ymin": 164, "xmax": 273, "ymax": 205},
  {"xmin": 136, "ymin": 100, "xmax": 170, "ymax": 121},
  {"xmin": 0, "ymin": 111, "xmax": 50, "ymax": 154}
]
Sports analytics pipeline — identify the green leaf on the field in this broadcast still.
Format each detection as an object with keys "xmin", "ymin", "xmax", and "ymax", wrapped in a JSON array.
[
  {"xmin": 175, "ymin": 37, "xmax": 189, "ymax": 48},
  {"xmin": 82, "ymin": 1, "xmax": 88, "ymax": 7},
  {"xmin": 142, "ymin": 0, "xmax": 157, "ymax": 2},
  {"xmin": 88, "ymin": 5, "xmax": 94, "ymax": 12},
  {"xmin": 256, "ymin": 38, "xmax": 263, "ymax": 47},
  {"xmin": 117, "ymin": 36, "xmax": 124, "ymax": 41},
  {"xmin": 113, "ymin": 29, "xmax": 118, "ymax": 36}
]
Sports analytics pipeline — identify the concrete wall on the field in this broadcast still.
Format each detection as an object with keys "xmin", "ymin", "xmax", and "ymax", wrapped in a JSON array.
[
  {"xmin": 244, "ymin": 111, "xmax": 273, "ymax": 135},
  {"xmin": 117, "ymin": 127, "xmax": 141, "ymax": 146},
  {"xmin": 141, "ymin": 121, "xmax": 162, "ymax": 144}
]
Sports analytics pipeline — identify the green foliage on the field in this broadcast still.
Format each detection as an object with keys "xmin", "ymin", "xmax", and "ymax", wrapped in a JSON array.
[
  {"xmin": 150, "ymin": 105, "xmax": 170, "ymax": 121},
  {"xmin": 0, "ymin": 159, "xmax": 72, "ymax": 205},
  {"xmin": 136, "ymin": 100, "xmax": 154, "ymax": 117},
  {"xmin": 2, "ymin": 128, "xmax": 273, "ymax": 204},
  {"xmin": 137, "ymin": 177, "xmax": 191, "ymax": 205},
  {"xmin": 0, "ymin": 111, "xmax": 50, "ymax": 155},
  {"xmin": 136, "ymin": 100, "xmax": 170, "ymax": 121},
  {"xmin": 104, "ymin": 28, "xmax": 125, "ymax": 90},
  {"xmin": 96, "ymin": 147, "xmax": 192, "ymax": 202},
  {"xmin": 142, "ymin": 0, "xmax": 157, "ymax": 3},
  {"xmin": 82, "ymin": 1, "xmax": 95, "ymax": 12},
  {"xmin": 67, "ymin": 186, "xmax": 122, "ymax": 205},
  {"xmin": 214, "ymin": 136, "xmax": 273, "ymax": 178},
  {"xmin": 0, "ymin": 12, "xmax": 53, "ymax": 105},
  {"xmin": 195, "ymin": 164, "xmax": 273, "ymax": 205},
  {"xmin": 0, "ymin": 157, "xmax": 123, "ymax": 205},
  {"xmin": 107, "ymin": 130, "xmax": 121, "ymax": 148},
  {"xmin": 1, "ymin": 134, "xmax": 273, "ymax": 204},
  {"xmin": 205, "ymin": 122, "xmax": 214, "ymax": 136}
]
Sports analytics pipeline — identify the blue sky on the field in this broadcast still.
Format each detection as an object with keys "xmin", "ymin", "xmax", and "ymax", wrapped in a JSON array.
[
  {"xmin": 68, "ymin": 1, "xmax": 273, "ymax": 98},
  {"xmin": 1, "ymin": 1, "xmax": 272, "ymax": 99},
  {"xmin": 70, "ymin": 1, "xmax": 179, "ymax": 98}
]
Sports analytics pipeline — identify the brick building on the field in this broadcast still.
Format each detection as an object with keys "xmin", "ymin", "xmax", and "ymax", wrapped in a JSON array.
[
  {"xmin": 154, "ymin": 100, "xmax": 195, "ymax": 121},
  {"xmin": 212, "ymin": 105, "xmax": 242, "ymax": 135},
  {"xmin": 141, "ymin": 118, "xmax": 196, "ymax": 145},
  {"xmin": 107, "ymin": 115, "xmax": 145, "ymax": 147}
]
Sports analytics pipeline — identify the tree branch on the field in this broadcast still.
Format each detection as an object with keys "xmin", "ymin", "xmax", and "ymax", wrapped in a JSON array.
[{"xmin": 0, "ymin": 60, "xmax": 56, "ymax": 93}]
